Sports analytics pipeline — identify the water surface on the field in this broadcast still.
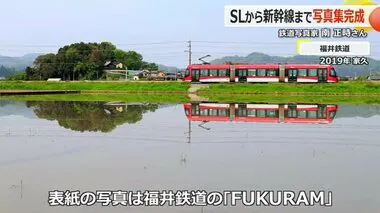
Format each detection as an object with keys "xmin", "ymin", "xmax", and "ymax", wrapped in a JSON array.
[{"xmin": 0, "ymin": 100, "xmax": 379, "ymax": 213}]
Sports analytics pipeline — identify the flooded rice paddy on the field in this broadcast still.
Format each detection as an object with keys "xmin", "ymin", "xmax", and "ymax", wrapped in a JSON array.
[{"xmin": 0, "ymin": 100, "xmax": 379, "ymax": 213}]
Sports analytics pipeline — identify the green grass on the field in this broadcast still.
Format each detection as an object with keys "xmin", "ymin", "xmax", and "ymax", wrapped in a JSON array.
[
  {"xmin": 0, "ymin": 94, "xmax": 190, "ymax": 103},
  {"xmin": 0, "ymin": 81, "xmax": 191, "ymax": 92},
  {"xmin": 2, "ymin": 81, "xmax": 380, "ymax": 95},
  {"xmin": 199, "ymin": 82, "xmax": 380, "ymax": 95},
  {"xmin": 204, "ymin": 94, "xmax": 380, "ymax": 105}
]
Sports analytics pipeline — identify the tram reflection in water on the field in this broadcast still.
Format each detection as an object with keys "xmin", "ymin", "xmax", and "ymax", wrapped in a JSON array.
[{"xmin": 184, "ymin": 103, "xmax": 338, "ymax": 124}]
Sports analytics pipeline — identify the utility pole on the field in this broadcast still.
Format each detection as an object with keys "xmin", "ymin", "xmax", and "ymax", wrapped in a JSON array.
[
  {"xmin": 185, "ymin": 40, "xmax": 192, "ymax": 65},
  {"xmin": 185, "ymin": 40, "xmax": 192, "ymax": 144},
  {"xmin": 188, "ymin": 120, "xmax": 191, "ymax": 144}
]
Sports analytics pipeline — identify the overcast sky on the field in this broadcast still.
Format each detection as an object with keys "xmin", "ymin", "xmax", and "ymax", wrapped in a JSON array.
[{"xmin": 1, "ymin": 0, "xmax": 379, "ymax": 67}]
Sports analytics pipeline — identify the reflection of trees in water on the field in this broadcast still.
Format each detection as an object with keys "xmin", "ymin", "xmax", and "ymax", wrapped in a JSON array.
[{"xmin": 26, "ymin": 101, "xmax": 159, "ymax": 133}]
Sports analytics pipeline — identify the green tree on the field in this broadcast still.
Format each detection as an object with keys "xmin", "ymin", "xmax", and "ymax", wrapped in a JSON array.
[
  {"xmin": 26, "ymin": 101, "xmax": 159, "ymax": 133},
  {"xmin": 143, "ymin": 62, "xmax": 159, "ymax": 71},
  {"xmin": 26, "ymin": 42, "xmax": 155, "ymax": 81}
]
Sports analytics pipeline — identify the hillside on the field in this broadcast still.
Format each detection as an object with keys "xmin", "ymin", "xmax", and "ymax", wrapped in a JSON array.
[
  {"xmin": 0, "ymin": 53, "xmax": 42, "ymax": 76},
  {"xmin": 158, "ymin": 64, "xmax": 180, "ymax": 73},
  {"xmin": 0, "ymin": 54, "xmax": 41, "ymax": 70},
  {"xmin": 210, "ymin": 52, "xmax": 380, "ymax": 77}
]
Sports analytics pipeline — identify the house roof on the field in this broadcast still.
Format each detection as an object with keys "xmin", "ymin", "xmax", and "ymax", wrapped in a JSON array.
[{"xmin": 104, "ymin": 61, "xmax": 123, "ymax": 66}]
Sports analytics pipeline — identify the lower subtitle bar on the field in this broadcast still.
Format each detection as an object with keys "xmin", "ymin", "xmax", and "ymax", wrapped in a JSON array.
[{"xmin": 48, "ymin": 190, "xmax": 333, "ymax": 207}]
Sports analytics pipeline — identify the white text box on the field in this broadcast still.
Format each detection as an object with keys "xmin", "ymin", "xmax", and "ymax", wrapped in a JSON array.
[{"xmin": 299, "ymin": 41, "xmax": 370, "ymax": 56}]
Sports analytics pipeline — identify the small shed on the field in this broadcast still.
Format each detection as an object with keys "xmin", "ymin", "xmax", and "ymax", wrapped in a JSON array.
[{"xmin": 47, "ymin": 78, "xmax": 62, "ymax": 82}]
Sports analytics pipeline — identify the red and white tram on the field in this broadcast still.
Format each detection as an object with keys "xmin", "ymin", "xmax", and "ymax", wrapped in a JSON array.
[
  {"xmin": 184, "ymin": 103, "xmax": 338, "ymax": 124},
  {"xmin": 182, "ymin": 64, "xmax": 338, "ymax": 83}
]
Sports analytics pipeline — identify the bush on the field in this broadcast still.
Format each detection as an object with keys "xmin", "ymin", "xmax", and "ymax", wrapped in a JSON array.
[{"xmin": 5, "ymin": 72, "xmax": 27, "ymax": 81}]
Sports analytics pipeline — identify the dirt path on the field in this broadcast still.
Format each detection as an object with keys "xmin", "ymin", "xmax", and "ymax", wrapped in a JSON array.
[{"xmin": 188, "ymin": 84, "xmax": 209, "ymax": 102}]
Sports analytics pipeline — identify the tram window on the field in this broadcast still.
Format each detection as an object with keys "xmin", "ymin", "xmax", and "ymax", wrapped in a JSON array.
[
  {"xmin": 201, "ymin": 69, "xmax": 208, "ymax": 76},
  {"xmin": 247, "ymin": 110, "xmax": 256, "ymax": 117},
  {"xmin": 248, "ymin": 69, "xmax": 256, "ymax": 76},
  {"xmin": 267, "ymin": 70, "xmax": 276, "ymax": 76},
  {"xmin": 298, "ymin": 69, "xmax": 307, "ymax": 77},
  {"xmin": 200, "ymin": 109, "xmax": 208, "ymax": 116},
  {"xmin": 237, "ymin": 108, "xmax": 247, "ymax": 117},
  {"xmin": 236, "ymin": 69, "xmax": 247, "ymax": 76},
  {"xmin": 266, "ymin": 110, "xmax": 277, "ymax": 117},
  {"xmin": 267, "ymin": 70, "xmax": 278, "ymax": 76},
  {"xmin": 209, "ymin": 109, "xmax": 218, "ymax": 116},
  {"xmin": 330, "ymin": 68, "xmax": 337, "ymax": 77},
  {"xmin": 209, "ymin": 69, "xmax": 218, "ymax": 76},
  {"xmin": 185, "ymin": 109, "xmax": 189, "ymax": 116},
  {"xmin": 287, "ymin": 109, "xmax": 298, "ymax": 118},
  {"xmin": 185, "ymin": 69, "xmax": 189, "ymax": 77},
  {"xmin": 298, "ymin": 110, "xmax": 307, "ymax": 118},
  {"xmin": 308, "ymin": 69, "xmax": 317, "ymax": 76},
  {"xmin": 257, "ymin": 110, "xmax": 266, "ymax": 117},
  {"xmin": 308, "ymin": 111, "xmax": 317, "ymax": 118},
  {"xmin": 257, "ymin": 69, "xmax": 266, "ymax": 76},
  {"xmin": 219, "ymin": 109, "xmax": 228, "ymax": 116},
  {"xmin": 219, "ymin": 69, "xmax": 227, "ymax": 76},
  {"xmin": 329, "ymin": 111, "xmax": 337, "ymax": 118}
]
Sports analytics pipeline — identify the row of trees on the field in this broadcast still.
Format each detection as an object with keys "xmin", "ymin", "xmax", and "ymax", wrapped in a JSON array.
[{"xmin": 25, "ymin": 42, "xmax": 159, "ymax": 81}]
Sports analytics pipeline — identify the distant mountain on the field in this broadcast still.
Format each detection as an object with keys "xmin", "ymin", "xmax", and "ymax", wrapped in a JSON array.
[
  {"xmin": 0, "ymin": 53, "xmax": 42, "ymax": 72},
  {"xmin": 210, "ymin": 52, "xmax": 380, "ymax": 77},
  {"xmin": 158, "ymin": 64, "xmax": 180, "ymax": 73},
  {"xmin": 0, "ymin": 53, "xmax": 180, "ymax": 75}
]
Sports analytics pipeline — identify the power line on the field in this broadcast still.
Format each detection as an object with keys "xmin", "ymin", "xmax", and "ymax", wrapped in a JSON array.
[
  {"xmin": 193, "ymin": 41, "xmax": 380, "ymax": 45},
  {"xmin": 0, "ymin": 41, "xmax": 187, "ymax": 48}
]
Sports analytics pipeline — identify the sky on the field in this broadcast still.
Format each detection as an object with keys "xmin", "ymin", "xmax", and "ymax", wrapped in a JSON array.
[{"xmin": 0, "ymin": 0, "xmax": 380, "ymax": 67}]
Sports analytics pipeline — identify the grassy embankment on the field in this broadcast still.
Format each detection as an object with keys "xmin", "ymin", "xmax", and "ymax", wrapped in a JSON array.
[
  {"xmin": 2, "ymin": 81, "xmax": 380, "ymax": 95},
  {"xmin": 197, "ymin": 82, "xmax": 380, "ymax": 104},
  {"xmin": 2, "ymin": 94, "xmax": 380, "ymax": 105},
  {"xmin": 198, "ymin": 82, "xmax": 380, "ymax": 95},
  {"xmin": 0, "ymin": 81, "xmax": 190, "ymax": 93},
  {"xmin": 2, "ymin": 81, "xmax": 380, "ymax": 104}
]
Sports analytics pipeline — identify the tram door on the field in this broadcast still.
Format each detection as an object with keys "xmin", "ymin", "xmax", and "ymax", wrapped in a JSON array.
[
  {"xmin": 192, "ymin": 69, "xmax": 200, "ymax": 82},
  {"xmin": 191, "ymin": 103, "xmax": 200, "ymax": 116},
  {"xmin": 318, "ymin": 69, "xmax": 327, "ymax": 83},
  {"xmin": 317, "ymin": 105, "xmax": 327, "ymax": 119},
  {"xmin": 236, "ymin": 69, "xmax": 248, "ymax": 83},
  {"xmin": 236, "ymin": 104, "xmax": 248, "ymax": 117},
  {"xmin": 287, "ymin": 104, "xmax": 298, "ymax": 118},
  {"xmin": 287, "ymin": 69, "xmax": 298, "ymax": 83}
]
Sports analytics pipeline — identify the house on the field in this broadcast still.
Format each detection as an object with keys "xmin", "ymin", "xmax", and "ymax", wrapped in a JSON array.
[
  {"xmin": 339, "ymin": 76, "xmax": 354, "ymax": 81},
  {"xmin": 138, "ymin": 70, "xmax": 151, "ymax": 78},
  {"xmin": 368, "ymin": 76, "xmax": 380, "ymax": 81},
  {"xmin": 116, "ymin": 63, "xmax": 124, "ymax": 69},
  {"xmin": 149, "ymin": 71, "xmax": 165, "ymax": 78},
  {"xmin": 104, "ymin": 61, "xmax": 125, "ymax": 70},
  {"xmin": 138, "ymin": 70, "xmax": 165, "ymax": 79}
]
